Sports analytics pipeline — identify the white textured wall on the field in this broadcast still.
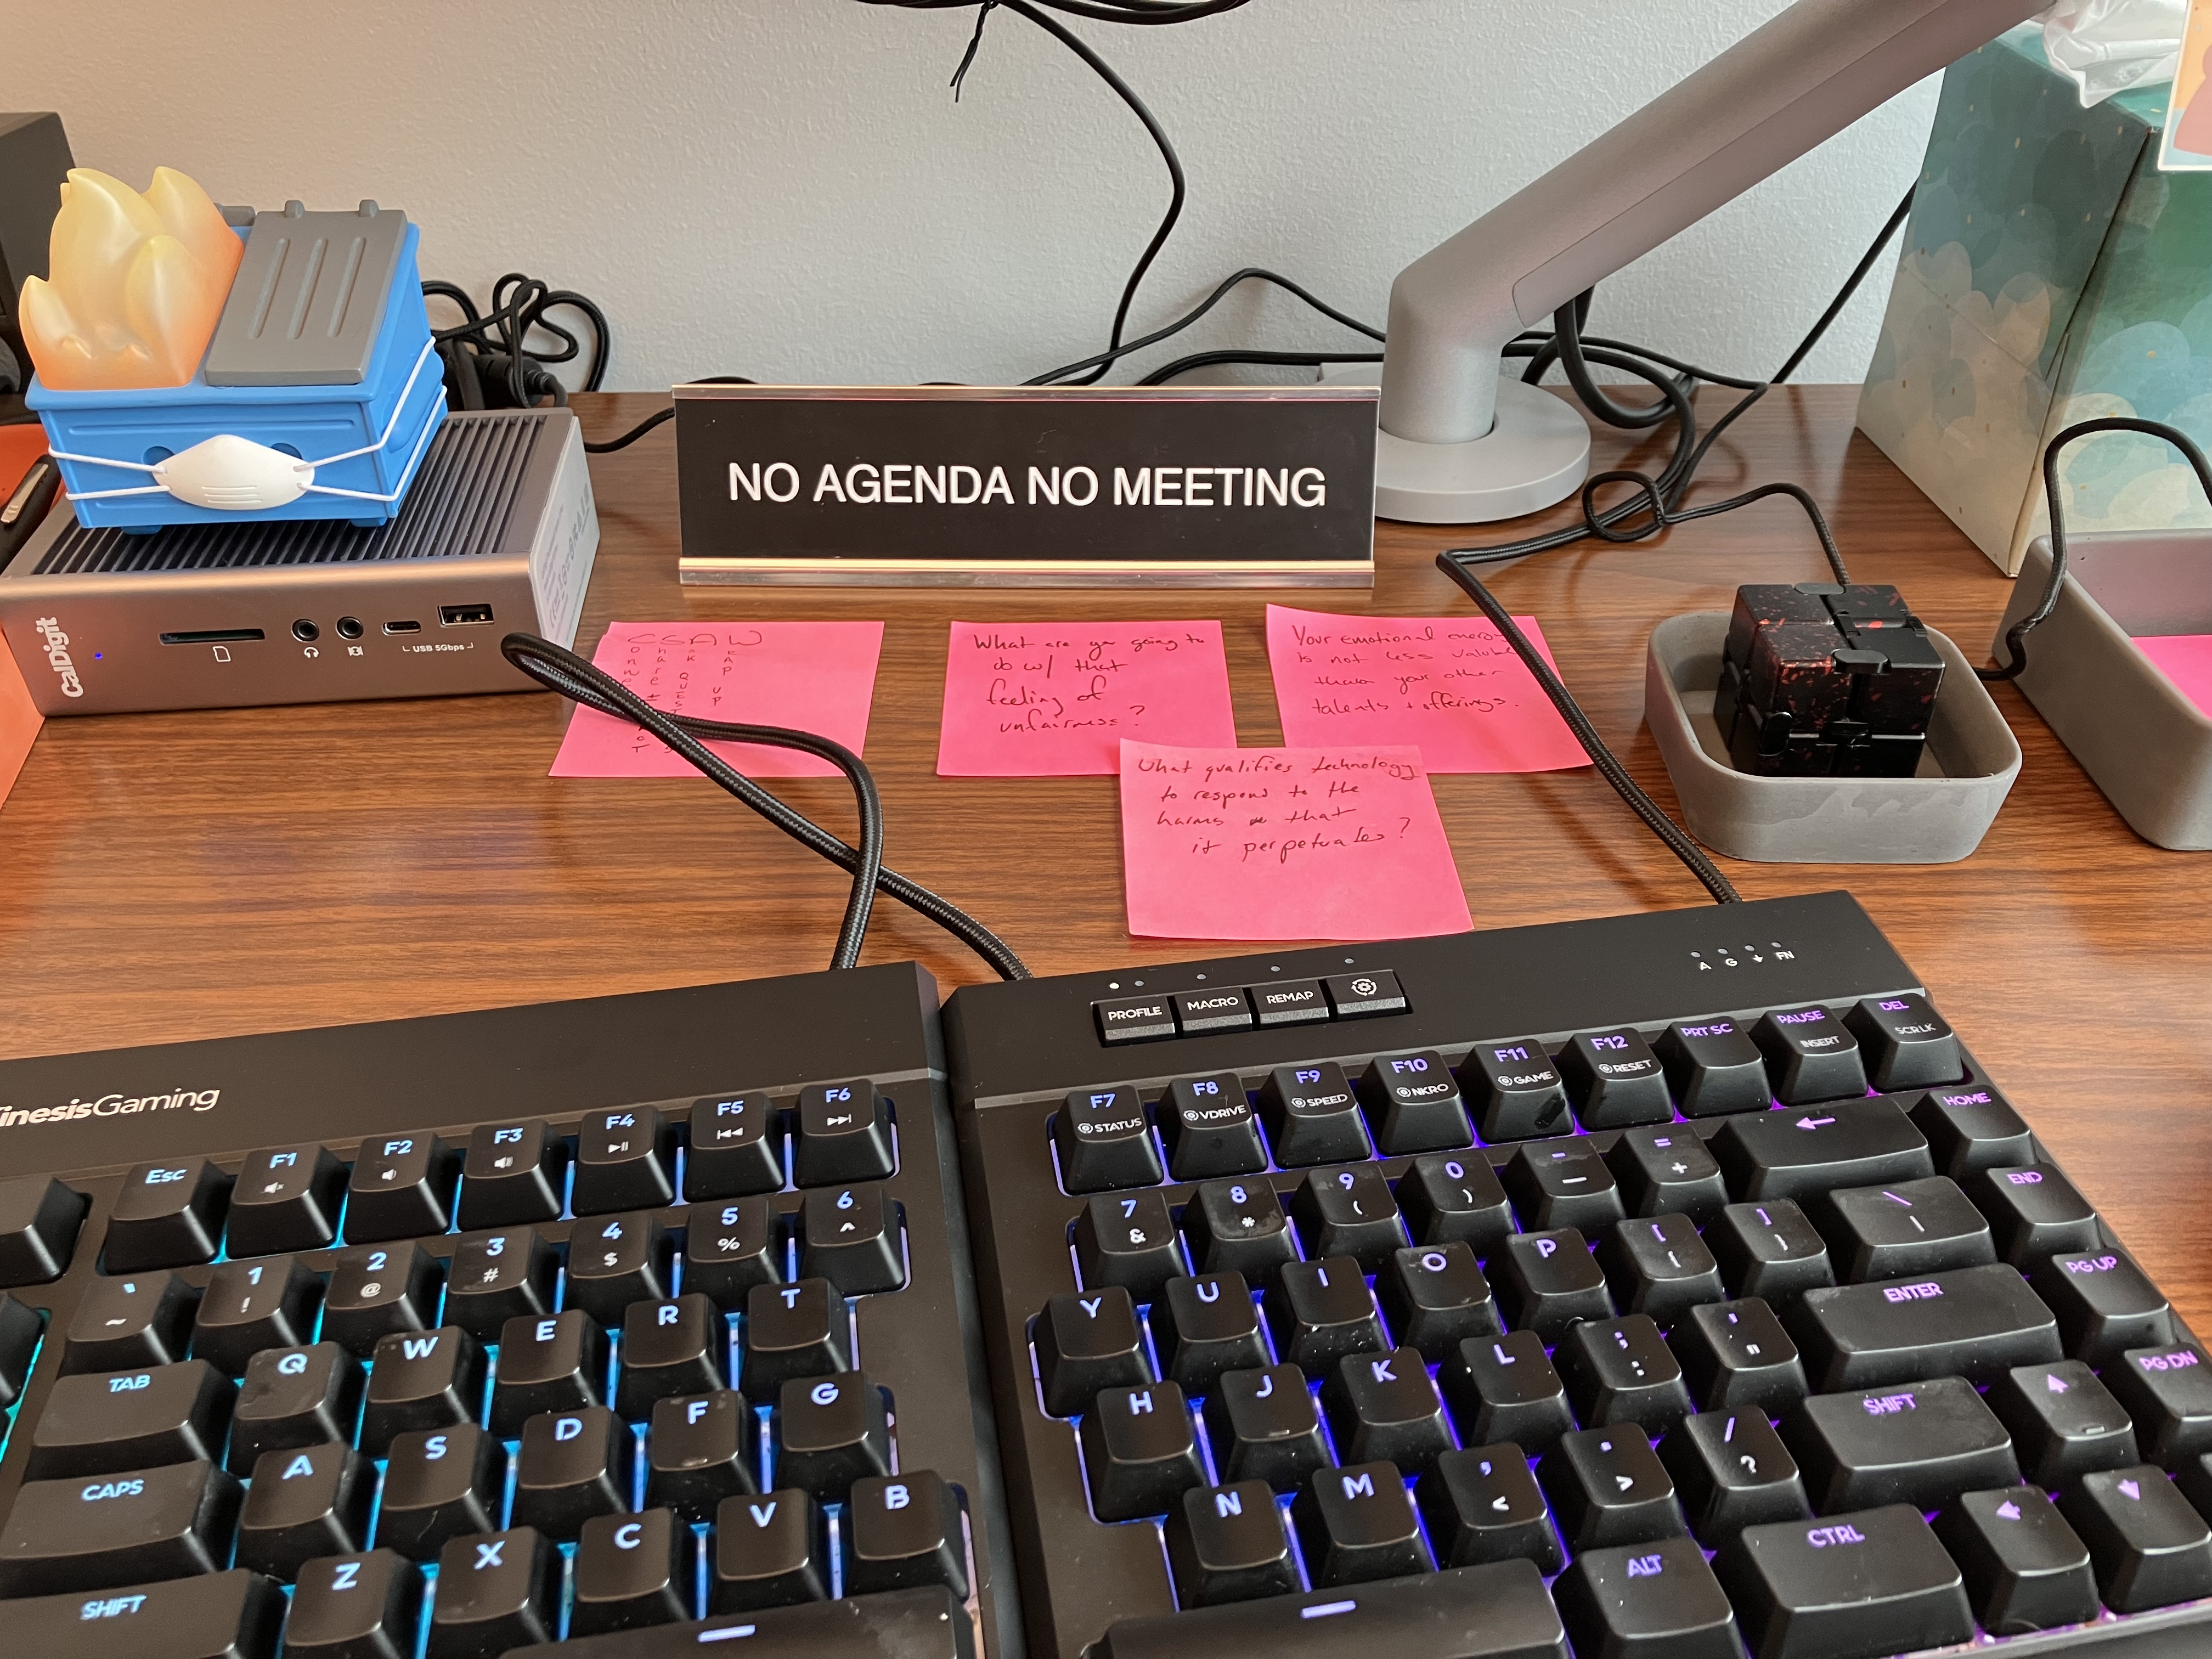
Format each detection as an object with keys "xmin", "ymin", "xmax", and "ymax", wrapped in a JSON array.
[{"xmin": 12, "ymin": 1, "xmax": 1942, "ymax": 392}]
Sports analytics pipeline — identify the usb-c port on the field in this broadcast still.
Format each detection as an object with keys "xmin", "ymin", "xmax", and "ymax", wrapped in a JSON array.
[
  {"xmin": 384, "ymin": 620, "xmax": 422, "ymax": 635},
  {"xmin": 439, "ymin": 604, "xmax": 495, "ymax": 627}
]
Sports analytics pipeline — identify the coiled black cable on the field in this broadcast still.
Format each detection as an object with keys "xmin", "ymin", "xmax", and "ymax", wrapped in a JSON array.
[{"xmin": 503, "ymin": 633, "xmax": 1030, "ymax": 980}]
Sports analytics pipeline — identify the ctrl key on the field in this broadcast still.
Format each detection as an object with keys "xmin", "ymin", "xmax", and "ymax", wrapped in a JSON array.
[
  {"xmin": 1714, "ymin": 1505, "xmax": 1973, "ymax": 1659},
  {"xmin": 3, "ymin": 1570, "xmax": 286, "ymax": 1659}
]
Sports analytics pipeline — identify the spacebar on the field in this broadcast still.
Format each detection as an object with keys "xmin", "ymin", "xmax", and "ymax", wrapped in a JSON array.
[
  {"xmin": 1094, "ymin": 1563, "xmax": 1568, "ymax": 1659},
  {"xmin": 509, "ymin": 1588, "xmax": 973, "ymax": 1659}
]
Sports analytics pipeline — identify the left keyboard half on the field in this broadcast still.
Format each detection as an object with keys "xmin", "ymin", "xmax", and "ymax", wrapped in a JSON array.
[{"xmin": 0, "ymin": 964, "xmax": 1008, "ymax": 1659}]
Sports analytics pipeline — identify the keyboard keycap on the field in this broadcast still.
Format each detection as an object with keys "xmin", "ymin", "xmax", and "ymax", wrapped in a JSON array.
[
  {"xmin": 576, "ymin": 1105, "xmax": 679, "ymax": 1213},
  {"xmin": 287, "ymin": 1551, "xmax": 424, "ymax": 1659},
  {"xmin": 1152, "ymin": 1273, "xmax": 1266, "ymax": 1395},
  {"xmin": 1440, "ymin": 1330, "xmax": 1576, "ymax": 1455},
  {"xmin": 1293, "ymin": 1460, "xmax": 1429, "ymax": 1584},
  {"xmin": 1252, "ymin": 980, "xmax": 1329, "ymax": 1028},
  {"xmin": 428, "ymin": 1526, "xmax": 559, "ymax": 1659},
  {"xmin": 492, "ymin": 1310, "xmax": 608, "ymax": 1435},
  {"xmin": 1097, "ymin": 994, "xmax": 1178, "ymax": 1045},
  {"xmin": 847, "ymin": 1471, "xmax": 969, "ymax": 1597},
  {"xmin": 29, "ymin": 1358, "xmax": 234, "ymax": 1478},
  {"xmin": 1175, "ymin": 986, "xmax": 1255, "ymax": 1035},
  {"xmin": 1714, "ymin": 1505, "xmax": 1973, "ymax": 1659},
  {"xmin": 229, "ymin": 1341, "xmax": 363, "ymax": 1474},
  {"xmin": 1605, "ymin": 1127, "xmax": 1729, "ymax": 1224},
  {"xmin": 1053, "ymin": 1086, "xmax": 1163, "ymax": 1193},
  {"xmin": 647, "ymin": 1391, "xmax": 757, "ymax": 1521},
  {"xmin": 1502, "ymin": 1139, "xmax": 1624, "ymax": 1234},
  {"xmin": 235, "ymin": 1439, "xmax": 374, "ymax": 1577},
  {"xmin": 711, "ymin": 1489, "xmax": 827, "ymax": 1610},
  {"xmin": 684, "ymin": 1199, "xmax": 783, "ymax": 1307},
  {"xmin": 1538, "ymin": 1424, "xmax": 1687, "ymax": 1551},
  {"xmin": 360, "ymin": 1327, "xmax": 485, "ymax": 1455},
  {"xmin": 459, "ymin": 1119, "xmax": 567, "ymax": 1227},
  {"xmin": 511, "ymin": 1404, "xmax": 630, "ymax": 1538},
  {"xmin": 1165, "ymin": 1481, "xmax": 1299, "ymax": 1606},
  {"xmin": 1909, "ymin": 1083, "xmax": 2033, "ymax": 1178},
  {"xmin": 1087, "ymin": 1561, "xmax": 1567, "ymax": 1659},
  {"xmin": 2109, "ymin": 1344, "xmax": 2212, "ymax": 1469},
  {"xmin": 0, "ymin": 1298, "xmax": 41, "ymax": 1398},
  {"xmin": 1844, "ymin": 992, "xmax": 1963, "ymax": 1091},
  {"xmin": 1414, "ymin": 1444, "xmax": 1565, "ymax": 1572},
  {"xmin": 533, "ymin": 1590, "xmax": 972, "ymax": 1659},
  {"xmin": 1074, "ymin": 1190, "xmax": 1185, "ymax": 1302},
  {"xmin": 1323, "ymin": 970, "xmax": 1406, "ymax": 1018},
  {"xmin": 1669, "ymin": 1297, "xmax": 1809, "ymax": 1414},
  {"xmin": 191, "ymin": 1255, "xmax": 324, "ymax": 1375},
  {"xmin": 1376, "ymin": 1242, "xmax": 1500, "ymax": 1359},
  {"xmin": 322, "ymin": 1243, "xmax": 441, "ymax": 1356},
  {"xmin": 3, "ymin": 1568, "xmax": 285, "ymax": 1659},
  {"xmin": 1595, "ymin": 1214, "xmax": 1725, "ymax": 1327},
  {"xmin": 1751, "ymin": 1005, "xmax": 1867, "ymax": 1103},
  {"xmin": 1035, "ymin": 1285, "xmax": 1149, "ymax": 1417},
  {"xmin": 1457, "ymin": 1036, "xmax": 1571, "ymax": 1141},
  {"xmin": 2032, "ymin": 1249, "xmax": 2175, "ymax": 1366},
  {"xmin": 1553, "ymin": 1536, "xmax": 1744, "ymax": 1659},
  {"xmin": 1161, "ymin": 1074, "xmax": 1267, "ymax": 1180},
  {"xmin": 1933, "ymin": 1485, "xmax": 2098, "ymax": 1636},
  {"xmin": 1781, "ymin": 1375, "xmax": 2018, "ymax": 1514},
  {"xmin": 572, "ymin": 1508, "xmax": 690, "ymax": 1636},
  {"xmin": 443, "ymin": 1228, "xmax": 558, "ymax": 1340},
  {"xmin": 1081, "ymin": 1380, "xmax": 1205, "ymax": 1520},
  {"xmin": 1257, "ymin": 1063, "xmax": 1369, "ymax": 1167},
  {"xmin": 0, "ymin": 1458, "xmax": 241, "ymax": 1595},
  {"xmin": 379, "ymin": 1424, "xmax": 507, "ymax": 1559},
  {"xmin": 1971, "ymin": 1161, "xmax": 2102, "ymax": 1264},
  {"xmin": 1656, "ymin": 1018, "xmax": 1770, "ymax": 1118},
  {"xmin": 1711, "ymin": 1098, "xmax": 1932, "ymax": 1204},
  {"xmin": 743, "ymin": 1279, "xmax": 849, "ymax": 1396},
  {"xmin": 1356, "ymin": 1051, "xmax": 1471, "ymax": 1154},
  {"xmin": 799, "ymin": 1183, "xmax": 905, "ymax": 1294},
  {"xmin": 1265, "ymin": 1256, "xmax": 1384, "ymax": 1370},
  {"xmin": 1816, "ymin": 1175, "xmax": 1995, "ymax": 1282},
  {"xmin": 618, "ymin": 1294, "xmax": 726, "ymax": 1418},
  {"xmin": 1987, "ymin": 1359, "xmax": 2141, "ymax": 1487},
  {"xmin": 775, "ymin": 1372, "xmax": 890, "ymax": 1501},
  {"xmin": 345, "ymin": 1133, "xmax": 460, "ymax": 1243},
  {"xmin": 566, "ymin": 1211, "xmax": 673, "ymax": 1325},
  {"xmin": 0, "ymin": 1173, "xmax": 84, "ymax": 1285},
  {"xmin": 685, "ymin": 1093, "xmax": 785, "ymax": 1200},
  {"xmin": 792, "ymin": 1083, "xmax": 894, "ymax": 1187},
  {"xmin": 1554, "ymin": 1314, "xmax": 1693, "ymax": 1434},
  {"xmin": 64, "ymin": 1270, "xmax": 198, "ymax": 1374},
  {"xmin": 1181, "ymin": 1178, "xmax": 1297, "ymax": 1285},
  {"xmin": 226, "ymin": 1144, "xmax": 346, "ymax": 1256},
  {"xmin": 1398, "ymin": 1152, "xmax": 1514, "ymax": 1255},
  {"xmin": 1492, "ymin": 1227, "xmax": 1613, "ymax": 1340},
  {"xmin": 1658, "ymin": 1408, "xmax": 1811, "ymax": 1544},
  {"xmin": 1707, "ymin": 1200, "xmax": 1835, "ymax": 1306},
  {"xmin": 1322, "ymin": 1347, "xmax": 1453, "ymax": 1472},
  {"xmin": 1203, "ymin": 1364, "xmax": 1329, "ymax": 1491},
  {"xmin": 1560, "ymin": 1028, "xmax": 1675, "ymax": 1130},
  {"xmin": 106, "ymin": 1158, "xmax": 230, "ymax": 1271},
  {"xmin": 1787, "ymin": 1261, "xmax": 2062, "ymax": 1391},
  {"xmin": 1292, "ymin": 1165, "xmax": 1407, "ymax": 1271},
  {"xmin": 2060, "ymin": 1464, "xmax": 2212, "ymax": 1612}
]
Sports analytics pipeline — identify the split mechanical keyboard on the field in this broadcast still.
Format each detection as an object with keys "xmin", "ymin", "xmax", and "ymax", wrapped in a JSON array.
[{"xmin": 0, "ymin": 893, "xmax": 2207, "ymax": 1659}]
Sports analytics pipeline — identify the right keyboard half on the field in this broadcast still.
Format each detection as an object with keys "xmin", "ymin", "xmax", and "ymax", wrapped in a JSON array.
[{"xmin": 943, "ymin": 891, "xmax": 2212, "ymax": 1659}]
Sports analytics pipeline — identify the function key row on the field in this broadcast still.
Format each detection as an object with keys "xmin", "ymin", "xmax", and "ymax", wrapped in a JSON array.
[
  {"xmin": 1094, "ymin": 972, "xmax": 1409, "ymax": 1045},
  {"xmin": 1057, "ymin": 1001, "xmax": 1968, "ymax": 1194}
]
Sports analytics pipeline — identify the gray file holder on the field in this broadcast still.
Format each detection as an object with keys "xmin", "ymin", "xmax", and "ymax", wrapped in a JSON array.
[
  {"xmin": 1998, "ymin": 530, "xmax": 2212, "ymax": 850},
  {"xmin": 1644, "ymin": 612, "xmax": 2019, "ymax": 864}
]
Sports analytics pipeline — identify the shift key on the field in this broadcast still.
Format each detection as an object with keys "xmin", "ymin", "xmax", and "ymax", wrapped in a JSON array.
[
  {"xmin": 0, "ymin": 1460, "xmax": 241, "ymax": 1596},
  {"xmin": 1787, "ymin": 1263, "xmax": 2061, "ymax": 1392},
  {"xmin": 0, "ymin": 1569, "xmax": 284, "ymax": 1659}
]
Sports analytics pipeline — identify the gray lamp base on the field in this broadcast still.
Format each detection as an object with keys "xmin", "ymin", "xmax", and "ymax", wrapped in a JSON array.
[{"xmin": 1323, "ymin": 372, "xmax": 1592, "ymax": 524}]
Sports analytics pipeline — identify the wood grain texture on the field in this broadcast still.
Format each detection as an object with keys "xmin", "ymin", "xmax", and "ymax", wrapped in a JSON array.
[{"xmin": 2, "ymin": 387, "xmax": 2204, "ymax": 1325}]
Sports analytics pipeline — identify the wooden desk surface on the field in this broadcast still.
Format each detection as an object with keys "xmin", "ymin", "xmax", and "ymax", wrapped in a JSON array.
[{"xmin": 2, "ymin": 387, "xmax": 2202, "ymax": 1323}]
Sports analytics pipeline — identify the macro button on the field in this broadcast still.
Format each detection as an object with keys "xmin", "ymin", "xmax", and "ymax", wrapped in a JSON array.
[
  {"xmin": 0, "ymin": 1175, "xmax": 86, "ymax": 1286},
  {"xmin": 1173, "ymin": 988, "xmax": 1253, "ymax": 1035},
  {"xmin": 1096, "ymin": 995, "xmax": 1178, "ymax": 1046},
  {"xmin": 108, "ymin": 1158, "xmax": 231, "ymax": 1272},
  {"xmin": 1323, "ymin": 970, "xmax": 1407, "ymax": 1019},
  {"xmin": 1250, "ymin": 980, "xmax": 1329, "ymax": 1028}
]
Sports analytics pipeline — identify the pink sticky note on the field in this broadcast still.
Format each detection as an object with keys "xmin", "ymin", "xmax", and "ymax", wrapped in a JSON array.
[
  {"xmin": 1119, "ymin": 740, "xmax": 1472, "ymax": 942},
  {"xmin": 2135, "ymin": 634, "xmax": 2212, "ymax": 719},
  {"xmin": 1266, "ymin": 605, "xmax": 1589, "ymax": 772},
  {"xmin": 550, "ymin": 620, "xmax": 883, "ymax": 778},
  {"xmin": 937, "ymin": 620, "xmax": 1237, "ymax": 776}
]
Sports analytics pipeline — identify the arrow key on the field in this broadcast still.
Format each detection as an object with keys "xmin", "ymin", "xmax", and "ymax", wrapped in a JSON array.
[
  {"xmin": 799, "ymin": 1184, "xmax": 905, "ymax": 1295},
  {"xmin": 1987, "ymin": 1360, "xmax": 2140, "ymax": 1487},
  {"xmin": 1935, "ymin": 1485, "xmax": 2098, "ymax": 1634},
  {"xmin": 2061, "ymin": 1464, "xmax": 2212, "ymax": 1612}
]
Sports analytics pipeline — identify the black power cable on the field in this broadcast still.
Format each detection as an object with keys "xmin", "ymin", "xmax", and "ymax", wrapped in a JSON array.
[
  {"xmin": 503, "ymin": 633, "xmax": 1031, "ymax": 980},
  {"xmin": 1982, "ymin": 416, "xmax": 2212, "ymax": 683},
  {"xmin": 426, "ymin": 275, "xmax": 610, "ymax": 412}
]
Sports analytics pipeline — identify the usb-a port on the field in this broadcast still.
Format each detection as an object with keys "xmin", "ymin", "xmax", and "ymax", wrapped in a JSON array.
[{"xmin": 438, "ymin": 604, "xmax": 495, "ymax": 627}]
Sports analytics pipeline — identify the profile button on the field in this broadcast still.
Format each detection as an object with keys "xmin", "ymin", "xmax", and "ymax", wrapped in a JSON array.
[
  {"xmin": 1173, "ymin": 988, "xmax": 1254, "ymax": 1035},
  {"xmin": 1324, "ymin": 970, "xmax": 1408, "ymax": 1019},
  {"xmin": 1095, "ymin": 995, "xmax": 1178, "ymax": 1046}
]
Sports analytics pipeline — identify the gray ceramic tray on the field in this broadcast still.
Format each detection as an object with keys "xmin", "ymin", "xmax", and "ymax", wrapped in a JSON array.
[{"xmin": 1644, "ymin": 611, "xmax": 2019, "ymax": 864}]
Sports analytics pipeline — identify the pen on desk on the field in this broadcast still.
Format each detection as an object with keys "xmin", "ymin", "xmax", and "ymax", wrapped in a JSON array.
[{"xmin": 0, "ymin": 456, "xmax": 59, "ymax": 565}]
